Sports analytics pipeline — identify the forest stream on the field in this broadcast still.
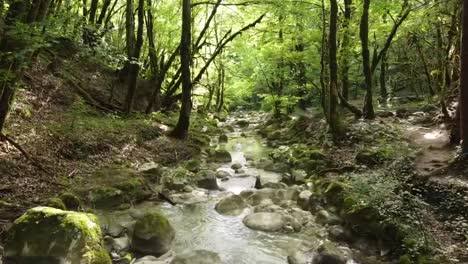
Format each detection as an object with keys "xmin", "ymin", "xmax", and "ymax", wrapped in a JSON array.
[{"xmin": 95, "ymin": 112, "xmax": 361, "ymax": 264}]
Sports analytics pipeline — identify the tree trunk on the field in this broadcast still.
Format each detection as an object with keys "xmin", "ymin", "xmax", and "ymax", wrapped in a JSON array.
[
  {"xmin": 88, "ymin": 0, "xmax": 99, "ymax": 23},
  {"xmin": 379, "ymin": 53, "xmax": 388, "ymax": 104},
  {"xmin": 0, "ymin": 0, "xmax": 30, "ymax": 134},
  {"xmin": 171, "ymin": 0, "xmax": 192, "ymax": 139},
  {"xmin": 36, "ymin": 0, "xmax": 51, "ymax": 21},
  {"xmin": 97, "ymin": 0, "xmax": 112, "ymax": 26},
  {"xmin": 27, "ymin": 0, "xmax": 42, "ymax": 23},
  {"xmin": 328, "ymin": 0, "xmax": 339, "ymax": 136},
  {"xmin": 124, "ymin": 0, "xmax": 144, "ymax": 114},
  {"xmin": 217, "ymin": 66, "xmax": 225, "ymax": 112},
  {"xmin": 360, "ymin": 0, "xmax": 375, "ymax": 119},
  {"xmin": 319, "ymin": 0, "xmax": 327, "ymax": 118},
  {"xmin": 460, "ymin": 0, "xmax": 468, "ymax": 153},
  {"xmin": 340, "ymin": 0, "xmax": 352, "ymax": 101}
]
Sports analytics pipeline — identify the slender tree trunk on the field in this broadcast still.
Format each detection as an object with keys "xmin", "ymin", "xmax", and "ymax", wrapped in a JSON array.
[
  {"xmin": 340, "ymin": 0, "xmax": 352, "ymax": 101},
  {"xmin": 217, "ymin": 67, "xmax": 225, "ymax": 112},
  {"xmin": 88, "ymin": 0, "xmax": 99, "ymax": 23},
  {"xmin": 328, "ymin": 0, "xmax": 339, "ymax": 136},
  {"xmin": 360, "ymin": 0, "xmax": 375, "ymax": 119},
  {"xmin": 171, "ymin": 0, "xmax": 192, "ymax": 139},
  {"xmin": 460, "ymin": 0, "xmax": 468, "ymax": 153},
  {"xmin": 380, "ymin": 53, "xmax": 388, "ymax": 103},
  {"xmin": 415, "ymin": 40, "xmax": 435, "ymax": 96},
  {"xmin": 319, "ymin": 0, "xmax": 328, "ymax": 118},
  {"xmin": 124, "ymin": 0, "xmax": 144, "ymax": 114},
  {"xmin": 97, "ymin": 0, "xmax": 112, "ymax": 26}
]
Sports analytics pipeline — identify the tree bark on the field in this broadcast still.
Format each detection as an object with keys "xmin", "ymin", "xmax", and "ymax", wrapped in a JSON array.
[
  {"xmin": 360, "ymin": 0, "xmax": 375, "ymax": 119},
  {"xmin": 340, "ymin": 0, "xmax": 352, "ymax": 101},
  {"xmin": 170, "ymin": 0, "xmax": 192, "ymax": 139},
  {"xmin": 460, "ymin": 0, "xmax": 468, "ymax": 153},
  {"xmin": 88, "ymin": 0, "xmax": 99, "ymax": 23},
  {"xmin": 380, "ymin": 53, "xmax": 387, "ymax": 103},
  {"xmin": 0, "ymin": 0, "xmax": 30, "ymax": 134},
  {"xmin": 124, "ymin": 0, "xmax": 144, "ymax": 114},
  {"xmin": 328, "ymin": 0, "xmax": 339, "ymax": 136},
  {"xmin": 319, "ymin": 0, "xmax": 327, "ymax": 118}
]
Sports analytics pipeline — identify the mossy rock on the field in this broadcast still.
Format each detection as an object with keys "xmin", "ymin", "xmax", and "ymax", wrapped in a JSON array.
[
  {"xmin": 76, "ymin": 167, "xmax": 151, "ymax": 209},
  {"xmin": 209, "ymin": 149, "xmax": 232, "ymax": 163},
  {"xmin": 44, "ymin": 198, "xmax": 66, "ymax": 210},
  {"xmin": 215, "ymin": 195, "xmax": 246, "ymax": 216},
  {"xmin": 132, "ymin": 211, "xmax": 175, "ymax": 257},
  {"xmin": 59, "ymin": 192, "xmax": 82, "ymax": 211},
  {"xmin": 88, "ymin": 187, "xmax": 126, "ymax": 209},
  {"xmin": 161, "ymin": 167, "xmax": 192, "ymax": 191},
  {"xmin": 185, "ymin": 159, "xmax": 201, "ymax": 173},
  {"xmin": 4, "ymin": 207, "xmax": 111, "ymax": 264}
]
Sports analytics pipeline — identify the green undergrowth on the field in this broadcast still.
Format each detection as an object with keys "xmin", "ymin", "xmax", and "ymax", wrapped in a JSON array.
[
  {"xmin": 47, "ymin": 101, "xmax": 220, "ymax": 160},
  {"xmin": 312, "ymin": 158, "xmax": 442, "ymax": 263}
]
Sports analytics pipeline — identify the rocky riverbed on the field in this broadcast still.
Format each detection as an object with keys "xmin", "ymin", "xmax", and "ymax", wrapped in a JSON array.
[{"xmin": 0, "ymin": 112, "xmax": 386, "ymax": 264}]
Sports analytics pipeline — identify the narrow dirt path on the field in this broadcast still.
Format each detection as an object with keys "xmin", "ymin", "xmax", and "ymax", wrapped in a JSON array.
[{"xmin": 403, "ymin": 122, "xmax": 453, "ymax": 174}]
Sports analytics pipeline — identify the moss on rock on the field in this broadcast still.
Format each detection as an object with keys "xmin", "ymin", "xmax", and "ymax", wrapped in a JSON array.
[
  {"xmin": 132, "ymin": 211, "xmax": 175, "ymax": 257},
  {"xmin": 4, "ymin": 207, "xmax": 111, "ymax": 264},
  {"xmin": 44, "ymin": 198, "xmax": 67, "ymax": 210}
]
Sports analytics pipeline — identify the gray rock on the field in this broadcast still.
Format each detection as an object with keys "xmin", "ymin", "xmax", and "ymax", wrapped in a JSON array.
[
  {"xmin": 231, "ymin": 163, "xmax": 243, "ymax": 170},
  {"xmin": 211, "ymin": 150, "xmax": 232, "ymax": 163},
  {"xmin": 170, "ymin": 250, "xmax": 222, "ymax": 264},
  {"xmin": 276, "ymin": 186, "xmax": 301, "ymax": 201},
  {"xmin": 239, "ymin": 189, "xmax": 255, "ymax": 200},
  {"xmin": 215, "ymin": 169, "xmax": 232, "ymax": 179},
  {"xmin": 292, "ymin": 170, "xmax": 308, "ymax": 183},
  {"xmin": 105, "ymin": 235, "xmax": 131, "ymax": 254},
  {"xmin": 215, "ymin": 195, "xmax": 247, "ymax": 216},
  {"xmin": 182, "ymin": 185, "xmax": 194, "ymax": 193},
  {"xmin": 312, "ymin": 253, "xmax": 346, "ymax": 264},
  {"xmin": 327, "ymin": 225, "xmax": 354, "ymax": 243},
  {"xmin": 287, "ymin": 251, "xmax": 308, "ymax": 264},
  {"xmin": 316, "ymin": 210, "xmax": 342, "ymax": 226},
  {"xmin": 246, "ymin": 188, "xmax": 276, "ymax": 206},
  {"xmin": 134, "ymin": 251, "xmax": 175, "ymax": 264},
  {"xmin": 243, "ymin": 212, "xmax": 285, "ymax": 232},
  {"xmin": 132, "ymin": 212, "xmax": 175, "ymax": 257},
  {"xmin": 195, "ymin": 170, "xmax": 219, "ymax": 190},
  {"xmin": 297, "ymin": 190, "xmax": 313, "ymax": 210}
]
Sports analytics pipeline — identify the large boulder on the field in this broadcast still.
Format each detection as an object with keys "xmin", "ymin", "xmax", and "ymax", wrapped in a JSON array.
[
  {"xmin": 4, "ymin": 207, "xmax": 111, "ymax": 264},
  {"xmin": 195, "ymin": 170, "xmax": 219, "ymax": 190},
  {"xmin": 210, "ymin": 150, "xmax": 232, "ymax": 163},
  {"xmin": 132, "ymin": 212, "xmax": 175, "ymax": 257},
  {"xmin": 242, "ymin": 212, "xmax": 285, "ymax": 232},
  {"xmin": 161, "ymin": 167, "xmax": 192, "ymax": 191},
  {"xmin": 78, "ymin": 167, "xmax": 151, "ymax": 209},
  {"xmin": 215, "ymin": 195, "xmax": 247, "ymax": 216},
  {"xmin": 170, "ymin": 250, "xmax": 222, "ymax": 264}
]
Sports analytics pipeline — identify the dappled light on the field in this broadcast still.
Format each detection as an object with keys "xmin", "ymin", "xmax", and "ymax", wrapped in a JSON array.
[{"xmin": 1, "ymin": 0, "xmax": 468, "ymax": 263}]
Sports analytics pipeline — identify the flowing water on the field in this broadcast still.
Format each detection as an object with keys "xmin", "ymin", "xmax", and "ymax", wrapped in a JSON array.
[{"xmin": 131, "ymin": 116, "xmax": 326, "ymax": 263}]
